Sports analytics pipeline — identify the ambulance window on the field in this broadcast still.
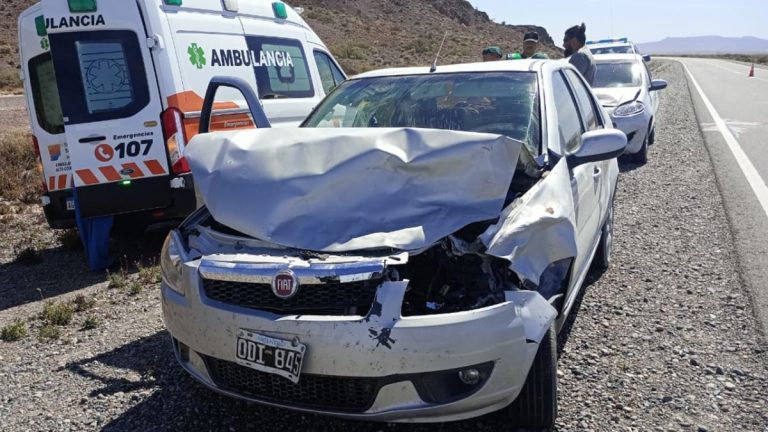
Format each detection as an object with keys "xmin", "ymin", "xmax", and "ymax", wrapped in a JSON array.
[
  {"xmin": 49, "ymin": 30, "xmax": 150, "ymax": 124},
  {"xmin": 246, "ymin": 36, "xmax": 314, "ymax": 98},
  {"xmin": 28, "ymin": 53, "xmax": 64, "ymax": 135},
  {"xmin": 314, "ymin": 51, "xmax": 345, "ymax": 94},
  {"xmin": 76, "ymin": 41, "xmax": 135, "ymax": 114}
]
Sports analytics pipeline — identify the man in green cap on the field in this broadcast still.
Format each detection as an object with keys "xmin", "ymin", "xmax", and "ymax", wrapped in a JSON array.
[
  {"xmin": 521, "ymin": 31, "xmax": 549, "ymax": 59},
  {"xmin": 482, "ymin": 46, "xmax": 503, "ymax": 62}
]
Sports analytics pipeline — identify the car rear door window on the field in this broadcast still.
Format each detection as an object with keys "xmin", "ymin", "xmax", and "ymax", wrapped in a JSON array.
[
  {"xmin": 313, "ymin": 50, "xmax": 345, "ymax": 94},
  {"xmin": 28, "ymin": 53, "xmax": 64, "ymax": 135},
  {"xmin": 552, "ymin": 72, "xmax": 584, "ymax": 153},
  {"xmin": 564, "ymin": 70, "xmax": 600, "ymax": 130},
  {"xmin": 245, "ymin": 36, "xmax": 314, "ymax": 99},
  {"xmin": 49, "ymin": 30, "xmax": 150, "ymax": 125}
]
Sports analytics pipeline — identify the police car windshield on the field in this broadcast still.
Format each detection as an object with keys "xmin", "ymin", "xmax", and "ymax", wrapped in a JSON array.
[
  {"xmin": 303, "ymin": 71, "xmax": 540, "ymax": 155},
  {"xmin": 593, "ymin": 62, "xmax": 643, "ymax": 88}
]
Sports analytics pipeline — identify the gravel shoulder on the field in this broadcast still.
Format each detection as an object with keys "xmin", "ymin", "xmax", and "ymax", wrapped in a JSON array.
[{"xmin": 1, "ymin": 60, "xmax": 766, "ymax": 432}]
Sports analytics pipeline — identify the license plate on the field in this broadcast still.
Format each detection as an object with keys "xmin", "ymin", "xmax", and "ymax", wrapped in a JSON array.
[
  {"xmin": 235, "ymin": 330, "xmax": 306, "ymax": 384},
  {"xmin": 65, "ymin": 199, "xmax": 75, "ymax": 211}
]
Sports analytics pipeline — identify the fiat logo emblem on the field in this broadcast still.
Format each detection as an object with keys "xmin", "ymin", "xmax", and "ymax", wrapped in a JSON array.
[{"xmin": 272, "ymin": 270, "xmax": 299, "ymax": 299}]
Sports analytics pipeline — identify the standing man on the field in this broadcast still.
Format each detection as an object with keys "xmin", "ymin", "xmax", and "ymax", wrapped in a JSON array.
[
  {"xmin": 482, "ymin": 46, "xmax": 503, "ymax": 62},
  {"xmin": 563, "ymin": 23, "xmax": 596, "ymax": 85},
  {"xmin": 521, "ymin": 32, "xmax": 549, "ymax": 59}
]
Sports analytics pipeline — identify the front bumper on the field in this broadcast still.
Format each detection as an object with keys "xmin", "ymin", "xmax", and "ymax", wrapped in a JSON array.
[
  {"xmin": 610, "ymin": 111, "xmax": 650, "ymax": 154},
  {"xmin": 161, "ymin": 258, "xmax": 557, "ymax": 423}
]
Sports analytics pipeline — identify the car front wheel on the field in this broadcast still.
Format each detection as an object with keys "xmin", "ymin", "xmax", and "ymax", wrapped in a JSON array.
[
  {"xmin": 592, "ymin": 197, "xmax": 615, "ymax": 272},
  {"xmin": 501, "ymin": 324, "xmax": 557, "ymax": 429},
  {"xmin": 629, "ymin": 133, "xmax": 648, "ymax": 164}
]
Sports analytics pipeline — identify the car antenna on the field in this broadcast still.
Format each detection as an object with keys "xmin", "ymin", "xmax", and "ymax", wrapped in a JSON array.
[{"xmin": 430, "ymin": 32, "xmax": 449, "ymax": 73}]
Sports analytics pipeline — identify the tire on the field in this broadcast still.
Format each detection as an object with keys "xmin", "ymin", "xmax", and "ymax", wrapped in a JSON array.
[
  {"xmin": 503, "ymin": 324, "xmax": 558, "ymax": 429},
  {"xmin": 592, "ymin": 197, "xmax": 614, "ymax": 272},
  {"xmin": 648, "ymin": 125, "xmax": 656, "ymax": 145},
  {"xmin": 629, "ymin": 133, "xmax": 648, "ymax": 164}
]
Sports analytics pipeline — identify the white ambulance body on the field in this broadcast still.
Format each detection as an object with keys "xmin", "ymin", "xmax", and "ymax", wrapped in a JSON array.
[{"xmin": 19, "ymin": 0, "xmax": 345, "ymax": 230}]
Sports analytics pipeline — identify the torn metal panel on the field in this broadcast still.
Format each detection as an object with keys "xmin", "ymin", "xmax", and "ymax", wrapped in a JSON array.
[
  {"xmin": 186, "ymin": 127, "xmax": 522, "ymax": 252},
  {"xmin": 480, "ymin": 158, "xmax": 577, "ymax": 286}
]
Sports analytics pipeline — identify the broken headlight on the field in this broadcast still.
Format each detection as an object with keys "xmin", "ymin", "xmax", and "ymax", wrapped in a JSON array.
[{"xmin": 161, "ymin": 231, "xmax": 185, "ymax": 295}]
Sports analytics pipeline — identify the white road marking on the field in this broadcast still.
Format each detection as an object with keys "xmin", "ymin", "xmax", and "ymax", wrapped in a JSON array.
[
  {"xmin": 702, "ymin": 59, "xmax": 768, "ymax": 83},
  {"xmin": 681, "ymin": 60, "xmax": 768, "ymax": 221}
]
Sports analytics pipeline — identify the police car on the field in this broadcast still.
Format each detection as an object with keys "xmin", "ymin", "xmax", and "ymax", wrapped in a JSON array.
[
  {"xmin": 587, "ymin": 38, "xmax": 651, "ymax": 61},
  {"xmin": 591, "ymin": 54, "xmax": 667, "ymax": 163},
  {"xmin": 19, "ymin": 0, "xmax": 345, "ymax": 233}
]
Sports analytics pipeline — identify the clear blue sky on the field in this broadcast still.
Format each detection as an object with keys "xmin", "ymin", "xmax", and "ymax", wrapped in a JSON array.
[{"xmin": 467, "ymin": 0, "xmax": 768, "ymax": 44}]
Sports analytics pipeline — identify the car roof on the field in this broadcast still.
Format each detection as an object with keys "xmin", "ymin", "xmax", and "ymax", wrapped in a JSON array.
[
  {"xmin": 351, "ymin": 59, "xmax": 555, "ymax": 79},
  {"xmin": 592, "ymin": 53, "xmax": 644, "ymax": 63}
]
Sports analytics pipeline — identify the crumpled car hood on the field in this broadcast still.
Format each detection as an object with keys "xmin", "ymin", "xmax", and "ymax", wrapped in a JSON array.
[
  {"xmin": 187, "ymin": 127, "xmax": 522, "ymax": 252},
  {"xmin": 593, "ymin": 87, "xmax": 640, "ymax": 107}
]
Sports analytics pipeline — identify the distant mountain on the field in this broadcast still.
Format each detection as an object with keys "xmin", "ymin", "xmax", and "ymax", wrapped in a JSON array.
[{"xmin": 637, "ymin": 36, "xmax": 768, "ymax": 55}]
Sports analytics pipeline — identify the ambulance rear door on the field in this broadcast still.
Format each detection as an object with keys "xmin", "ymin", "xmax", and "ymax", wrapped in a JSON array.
[
  {"xmin": 19, "ymin": 7, "xmax": 73, "ymax": 223},
  {"xmin": 41, "ymin": 0, "xmax": 170, "ymax": 218}
]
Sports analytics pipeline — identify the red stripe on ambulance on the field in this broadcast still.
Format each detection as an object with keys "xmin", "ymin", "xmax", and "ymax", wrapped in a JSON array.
[
  {"xmin": 57, "ymin": 175, "xmax": 68, "ymax": 190},
  {"xmin": 76, "ymin": 169, "xmax": 100, "ymax": 185},
  {"xmin": 144, "ymin": 160, "xmax": 166, "ymax": 176},
  {"xmin": 99, "ymin": 166, "xmax": 122, "ymax": 182}
]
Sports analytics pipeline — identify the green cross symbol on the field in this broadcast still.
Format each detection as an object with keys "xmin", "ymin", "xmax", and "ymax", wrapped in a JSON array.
[
  {"xmin": 188, "ymin": 43, "xmax": 206, "ymax": 69},
  {"xmin": 41, "ymin": 37, "xmax": 50, "ymax": 51}
]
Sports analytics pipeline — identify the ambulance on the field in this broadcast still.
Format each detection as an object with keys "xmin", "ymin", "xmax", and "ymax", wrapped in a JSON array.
[{"xmin": 19, "ymin": 0, "xmax": 346, "ymax": 232}]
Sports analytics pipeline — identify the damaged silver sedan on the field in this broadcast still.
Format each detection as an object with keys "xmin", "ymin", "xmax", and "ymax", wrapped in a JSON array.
[{"xmin": 161, "ymin": 60, "xmax": 626, "ymax": 428}]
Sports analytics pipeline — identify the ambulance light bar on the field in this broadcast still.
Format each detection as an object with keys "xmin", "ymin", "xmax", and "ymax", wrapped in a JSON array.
[
  {"xmin": 35, "ymin": 16, "xmax": 46, "ymax": 37},
  {"xmin": 164, "ymin": 0, "xmax": 183, "ymax": 5},
  {"xmin": 273, "ymin": 2, "xmax": 288, "ymax": 19},
  {"xmin": 68, "ymin": 0, "xmax": 97, "ymax": 13}
]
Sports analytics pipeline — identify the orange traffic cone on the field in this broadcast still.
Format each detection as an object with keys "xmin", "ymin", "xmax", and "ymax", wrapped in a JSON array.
[{"xmin": 749, "ymin": 64, "xmax": 755, "ymax": 77}]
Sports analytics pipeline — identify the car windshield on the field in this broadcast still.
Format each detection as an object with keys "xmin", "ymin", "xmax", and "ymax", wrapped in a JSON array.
[
  {"xmin": 303, "ymin": 71, "xmax": 540, "ymax": 155},
  {"xmin": 593, "ymin": 62, "xmax": 643, "ymax": 88},
  {"xmin": 591, "ymin": 46, "xmax": 634, "ymax": 54}
]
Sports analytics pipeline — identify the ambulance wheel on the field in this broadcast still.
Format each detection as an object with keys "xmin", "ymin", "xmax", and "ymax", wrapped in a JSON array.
[{"xmin": 500, "ymin": 324, "xmax": 558, "ymax": 429}]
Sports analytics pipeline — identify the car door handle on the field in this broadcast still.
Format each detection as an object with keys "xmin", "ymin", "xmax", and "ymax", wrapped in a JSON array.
[
  {"xmin": 78, "ymin": 136, "xmax": 107, "ymax": 144},
  {"xmin": 593, "ymin": 167, "xmax": 602, "ymax": 179}
]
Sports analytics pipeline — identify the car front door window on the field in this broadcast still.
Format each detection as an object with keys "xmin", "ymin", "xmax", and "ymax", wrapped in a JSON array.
[
  {"xmin": 552, "ymin": 72, "xmax": 584, "ymax": 153},
  {"xmin": 564, "ymin": 69, "xmax": 601, "ymax": 131}
]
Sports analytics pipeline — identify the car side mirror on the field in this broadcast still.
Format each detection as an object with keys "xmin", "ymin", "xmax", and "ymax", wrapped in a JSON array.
[
  {"xmin": 567, "ymin": 129, "xmax": 627, "ymax": 168},
  {"xmin": 649, "ymin": 79, "xmax": 668, "ymax": 92},
  {"xmin": 643, "ymin": 54, "xmax": 652, "ymax": 62}
]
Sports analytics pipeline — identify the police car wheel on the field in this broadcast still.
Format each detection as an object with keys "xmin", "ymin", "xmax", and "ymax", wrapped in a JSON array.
[{"xmin": 630, "ymin": 135, "xmax": 648, "ymax": 164}]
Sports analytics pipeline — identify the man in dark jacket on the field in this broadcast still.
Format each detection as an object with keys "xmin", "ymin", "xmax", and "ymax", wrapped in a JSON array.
[{"xmin": 563, "ymin": 23, "xmax": 596, "ymax": 85}]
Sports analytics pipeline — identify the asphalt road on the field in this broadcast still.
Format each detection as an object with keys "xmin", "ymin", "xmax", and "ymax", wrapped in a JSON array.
[{"xmin": 674, "ymin": 57, "xmax": 768, "ymax": 339}]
